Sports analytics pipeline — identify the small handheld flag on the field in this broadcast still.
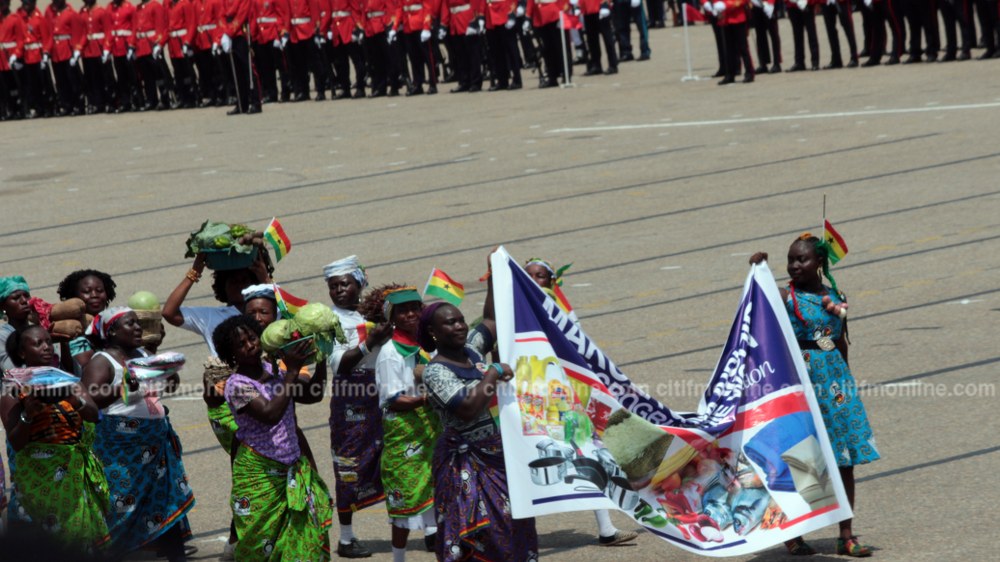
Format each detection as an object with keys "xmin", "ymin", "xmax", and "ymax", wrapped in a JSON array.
[
  {"xmin": 274, "ymin": 284, "xmax": 308, "ymax": 318},
  {"xmin": 823, "ymin": 220, "xmax": 848, "ymax": 264},
  {"xmin": 263, "ymin": 218, "xmax": 291, "ymax": 262},
  {"xmin": 423, "ymin": 268, "xmax": 465, "ymax": 307}
]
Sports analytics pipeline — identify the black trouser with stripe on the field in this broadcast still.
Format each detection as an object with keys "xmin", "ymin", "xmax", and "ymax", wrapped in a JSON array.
[
  {"xmin": 822, "ymin": 1, "xmax": 859, "ymax": 64},
  {"xmin": 584, "ymin": 13, "xmax": 619, "ymax": 72},
  {"xmin": 789, "ymin": 6, "xmax": 820, "ymax": 67},
  {"xmin": 751, "ymin": 6, "xmax": 781, "ymax": 67}
]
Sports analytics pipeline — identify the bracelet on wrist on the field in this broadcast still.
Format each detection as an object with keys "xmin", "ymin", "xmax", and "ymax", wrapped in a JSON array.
[
  {"xmin": 186, "ymin": 268, "xmax": 202, "ymax": 283},
  {"xmin": 19, "ymin": 409, "xmax": 33, "ymax": 425},
  {"xmin": 358, "ymin": 342, "xmax": 370, "ymax": 356}
]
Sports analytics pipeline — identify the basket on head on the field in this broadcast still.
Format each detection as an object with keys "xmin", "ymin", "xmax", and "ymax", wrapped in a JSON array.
[
  {"xmin": 203, "ymin": 246, "xmax": 260, "ymax": 271},
  {"xmin": 135, "ymin": 310, "xmax": 164, "ymax": 348}
]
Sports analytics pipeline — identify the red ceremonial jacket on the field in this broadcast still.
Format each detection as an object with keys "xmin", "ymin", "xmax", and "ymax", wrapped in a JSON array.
[
  {"xmin": 107, "ymin": 0, "xmax": 136, "ymax": 56},
  {"xmin": 440, "ymin": 0, "xmax": 483, "ymax": 35},
  {"xmin": 17, "ymin": 7, "xmax": 51, "ymax": 64},
  {"xmin": 526, "ymin": 0, "xmax": 566, "ymax": 28},
  {"xmin": 134, "ymin": 0, "xmax": 166, "ymax": 56},
  {"xmin": 166, "ymin": 0, "xmax": 196, "ymax": 57},
  {"xmin": 251, "ymin": 0, "xmax": 290, "ymax": 43},
  {"xmin": 328, "ymin": 0, "xmax": 361, "ymax": 45},
  {"xmin": 46, "ymin": 5, "xmax": 86, "ymax": 62},
  {"xmin": 0, "ymin": 10, "xmax": 27, "ymax": 69},
  {"xmin": 80, "ymin": 5, "xmax": 112, "ymax": 58},
  {"xmin": 287, "ymin": 0, "xmax": 319, "ymax": 41}
]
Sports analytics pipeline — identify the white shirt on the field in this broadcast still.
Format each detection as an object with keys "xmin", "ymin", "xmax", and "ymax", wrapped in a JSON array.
[
  {"xmin": 96, "ymin": 350, "xmax": 164, "ymax": 419},
  {"xmin": 375, "ymin": 342, "xmax": 418, "ymax": 410},
  {"xmin": 179, "ymin": 305, "xmax": 240, "ymax": 355}
]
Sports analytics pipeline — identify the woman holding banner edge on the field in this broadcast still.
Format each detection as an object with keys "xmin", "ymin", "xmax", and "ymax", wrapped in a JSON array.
[{"xmin": 750, "ymin": 233, "xmax": 879, "ymax": 558}]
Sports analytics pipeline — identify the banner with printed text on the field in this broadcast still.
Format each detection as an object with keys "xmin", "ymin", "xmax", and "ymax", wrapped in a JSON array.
[{"xmin": 491, "ymin": 247, "xmax": 852, "ymax": 557}]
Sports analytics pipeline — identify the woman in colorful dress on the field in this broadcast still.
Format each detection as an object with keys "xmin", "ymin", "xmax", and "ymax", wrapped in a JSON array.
[
  {"xmin": 323, "ymin": 256, "xmax": 393, "ymax": 558},
  {"xmin": 372, "ymin": 286, "xmax": 440, "ymax": 561},
  {"xmin": 417, "ymin": 278, "xmax": 539, "ymax": 561},
  {"xmin": 0, "ymin": 325, "xmax": 109, "ymax": 555},
  {"xmin": 80, "ymin": 307, "xmax": 196, "ymax": 562},
  {"xmin": 56, "ymin": 269, "xmax": 118, "ymax": 370},
  {"xmin": 213, "ymin": 313, "xmax": 333, "ymax": 562},
  {"xmin": 750, "ymin": 234, "xmax": 879, "ymax": 557}
]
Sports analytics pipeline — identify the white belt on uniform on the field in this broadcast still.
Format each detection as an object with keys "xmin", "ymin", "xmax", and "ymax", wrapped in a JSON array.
[
  {"xmin": 291, "ymin": 17, "xmax": 312, "ymax": 24},
  {"xmin": 366, "ymin": 10, "xmax": 385, "ymax": 17},
  {"xmin": 54, "ymin": 34, "xmax": 72, "ymax": 41},
  {"xmin": 403, "ymin": 4, "xmax": 423, "ymax": 11},
  {"xmin": 87, "ymin": 32, "xmax": 106, "ymax": 40},
  {"xmin": 257, "ymin": 16, "xmax": 278, "ymax": 23},
  {"xmin": 169, "ymin": 29, "xmax": 188, "ymax": 37},
  {"xmin": 24, "ymin": 42, "xmax": 42, "ymax": 50},
  {"xmin": 0, "ymin": 41, "xmax": 17, "ymax": 49},
  {"xmin": 197, "ymin": 23, "xmax": 217, "ymax": 32},
  {"xmin": 136, "ymin": 30, "xmax": 157, "ymax": 39},
  {"xmin": 536, "ymin": 0, "xmax": 558, "ymax": 3},
  {"xmin": 332, "ymin": 10, "xmax": 351, "ymax": 17},
  {"xmin": 449, "ymin": 4, "xmax": 471, "ymax": 13},
  {"xmin": 112, "ymin": 29, "xmax": 133, "ymax": 37}
]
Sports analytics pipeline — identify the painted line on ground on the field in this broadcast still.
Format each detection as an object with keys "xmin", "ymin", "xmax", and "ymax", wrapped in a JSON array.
[{"xmin": 548, "ymin": 102, "xmax": 1000, "ymax": 133}]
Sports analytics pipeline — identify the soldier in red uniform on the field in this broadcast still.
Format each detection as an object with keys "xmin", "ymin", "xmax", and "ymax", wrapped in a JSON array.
[
  {"xmin": 363, "ymin": 0, "xmax": 401, "ymax": 96},
  {"xmin": 108, "ymin": 0, "xmax": 139, "ymax": 111},
  {"xmin": 221, "ymin": 0, "xmax": 262, "ymax": 113},
  {"xmin": 525, "ymin": 0, "xmax": 568, "ymax": 87},
  {"xmin": 313, "ymin": 0, "xmax": 336, "ymax": 98},
  {"xmin": 193, "ymin": 0, "xmax": 225, "ymax": 104},
  {"xmin": 134, "ymin": 0, "xmax": 170, "ymax": 109},
  {"xmin": 166, "ymin": 0, "xmax": 196, "ymax": 106},
  {"xmin": 329, "ymin": 0, "xmax": 365, "ymax": 97},
  {"xmin": 0, "ymin": 0, "xmax": 27, "ymax": 118},
  {"xmin": 286, "ymin": 0, "xmax": 319, "ymax": 99},
  {"xmin": 46, "ymin": 0, "xmax": 85, "ymax": 114},
  {"xmin": 786, "ymin": 0, "xmax": 821, "ymax": 71},
  {"xmin": 749, "ymin": 0, "xmax": 780, "ymax": 73},
  {"xmin": 251, "ymin": 0, "xmax": 289, "ymax": 102},
  {"xmin": 579, "ymin": 0, "xmax": 615, "ymax": 75},
  {"xmin": 398, "ymin": 0, "xmax": 430, "ymax": 94},
  {"xmin": 15, "ymin": 0, "xmax": 52, "ymax": 116},
  {"xmin": 711, "ymin": 0, "xmax": 753, "ymax": 83},
  {"xmin": 484, "ymin": 0, "xmax": 522, "ymax": 88},
  {"xmin": 821, "ymin": 0, "xmax": 859, "ymax": 68},
  {"xmin": 442, "ymin": 0, "xmax": 485, "ymax": 91},
  {"xmin": 80, "ymin": 0, "xmax": 114, "ymax": 112}
]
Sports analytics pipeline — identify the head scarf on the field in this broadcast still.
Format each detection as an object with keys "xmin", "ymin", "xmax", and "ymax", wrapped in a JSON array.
[
  {"xmin": 524, "ymin": 258, "xmax": 572, "ymax": 286},
  {"xmin": 241, "ymin": 284, "xmax": 276, "ymax": 302},
  {"xmin": 323, "ymin": 255, "xmax": 368, "ymax": 288},
  {"xmin": 382, "ymin": 287, "xmax": 421, "ymax": 321},
  {"xmin": 417, "ymin": 301, "xmax": 447, "ymax": 352},
  {"xmin": 85, "ymin": 306, "xmax": 132, "ymax": 340},
  {"xmin": 0, "ymin": 276, "xmax": 30, "ymax": 301}
]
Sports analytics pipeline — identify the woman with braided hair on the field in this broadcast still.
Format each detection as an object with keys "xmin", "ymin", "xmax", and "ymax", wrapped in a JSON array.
[{"xmin": 750, "ymin": 234, "xmax": 879, "ymax": 558}]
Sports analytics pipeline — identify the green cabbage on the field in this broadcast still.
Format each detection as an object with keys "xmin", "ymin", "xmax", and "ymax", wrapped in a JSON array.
[
  {"xmin": 184, "ymin": 220, "xmax": 256, "ymax": 258},
  {"xmin": 261, "ymin": 319, "xmax": 293, "ymax": 353}
]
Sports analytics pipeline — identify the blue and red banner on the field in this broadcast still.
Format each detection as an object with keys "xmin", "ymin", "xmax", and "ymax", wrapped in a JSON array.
[{"xmin": 491, "ymin": 247, "xmax": 852, "ymax": 556}]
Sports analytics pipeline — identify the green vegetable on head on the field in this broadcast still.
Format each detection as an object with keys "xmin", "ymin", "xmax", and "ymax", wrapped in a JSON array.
[
  {"xmin": 229, "ymin": 224, "xmax": 251, "ymax": 238},
  {"xmin": 261, "ymin": 319, "xmax": 294, "ymax": 353}
]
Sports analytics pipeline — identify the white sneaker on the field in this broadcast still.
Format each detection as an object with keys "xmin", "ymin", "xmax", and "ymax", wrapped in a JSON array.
[{"xmin": 220, "ymin": 540, "xmax": 237, "ymax": 561}]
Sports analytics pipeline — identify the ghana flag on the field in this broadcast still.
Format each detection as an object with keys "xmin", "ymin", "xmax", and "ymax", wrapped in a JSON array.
[
  {"xmin": 423, "ymin": 268, "xmax": 464, "ymax": 306},
  {"xmin": 264, "ymin": 218, "xmax": 291, "ymax": 262},
  {"xmin": 274, "ymin": 284, "xmax": 308, "ymax": 318},
  {"xmin": 823, "ymin": 220, "xmax": 849, "ymax": 264}
]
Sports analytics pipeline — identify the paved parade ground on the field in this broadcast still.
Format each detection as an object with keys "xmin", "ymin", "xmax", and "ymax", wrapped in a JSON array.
[{"xmin": 3, "ymin": 17, "xmax": 999, "ymax": 562}]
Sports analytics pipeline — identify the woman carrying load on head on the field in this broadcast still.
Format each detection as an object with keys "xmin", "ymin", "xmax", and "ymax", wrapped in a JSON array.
[
  {"xmin": 749, "ymin": 233, "xmax": 879, "ymax": 558},
  {"xmin": 371, "ymin": 285, "xmax": 441, "ymax": 561},
  {"xmin": 212, "ymin": 314, "xmax": 333, "ymax": 562},
  {"xmin": 323, "ymin": 256, "xmax": 395, "ymax": 558},
  {"xmin": 1, "ymin": 324, "xmax": 109, "ymax": 555},
  {"xmin": 56, "ymin": 269, "xmax": 119, "ymax": 371},
  {"xmin": 80, "ymin": 307, "xmax": 195, "ymax": 562},
  {"xmin": 417, "ymin": 257, "xmax": 538, "ymax": 561}
]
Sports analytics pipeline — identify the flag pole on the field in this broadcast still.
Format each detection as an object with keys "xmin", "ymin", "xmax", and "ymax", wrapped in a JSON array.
[
  {"xmin": 422, "ymin": 269, "xmax": 435, "ymax": 298},
  {"xmin": 559, "ymin": 13, "xmax": 576, "ymax": 88},
  {"xmin": 681, "ymin": 4, "xmax": 700, "ymax": 81},
  {"xmin": 822, "ymin": 194, "xmax": 827, "ymax": 240}
]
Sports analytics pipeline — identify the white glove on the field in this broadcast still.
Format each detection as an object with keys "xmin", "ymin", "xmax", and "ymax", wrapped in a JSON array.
[
  {"xmin": 437, "ymin": 25, "xmax": 448, "ymax": 40},
  {"xmin": 69, "ymin": 50, "xmax": 80, "ymax": 66},
  {"xmin": 420, "ymin": 29, "xmax": 431, "ymax": 42},
  {"xmin": 8, "ymin": 54, "xmax": 16, "ymax": 67},
  {"xmin": 476, "ymin": 16, "xmax": 486, "ymax": 34},
  {"xmin": 211, "ymin": 42, "xmax": 220, "ymax": 55},
  {"xmin": 314, "ymin": 35, "xmax": 325, "ymax": 46},
  {"xmin": 630, "ymin": 0, "xmax": 641, "ymax": 7},
  {"xmin": 127, "ymin": 46, "xmax": 135, "ymax": 61},
  {"xmin": 522, "ymin": 19, "xmax": 531, "ymax": 34},
  {"xmin": 505, "ymin": 14, "xmax": 516, "ymax": 28},
  {"xmin": 763, "ymin": 2, "xmax": 774, "ymax": 17},
  {"xmin": 281, "ymin": 34, "xmax": 289, "ymax": 48},
  {"xmin": 273, "ymin": 38, "xmax": 281, "ymax": 48},
  {"xmin": 387, "ymin": 28, "xmax": 397, "ymax": 43},
  {"xmin": 796, "ymin": 0, "xmax": 806, "ymax": 9},
  {"xmin": 750, "ymin": 0, "xmax": 760, "ymax": 7},
  {"xmin": 220, "ymin": 33, "xmax": 232, "ymax": 53},
  {"xmin": 599, "ymin": 5, "xmax": 611, "ymax": 18},
  {"xmin": 327, "ymin": 30, "xmax": 333, "ymax": 41},
  {"xmin": 40, "ymin": 53, "xmax": 50, "ymax": 68},
  {"xmin": 516, "ymin": 5, "xmax": 525, "ymax": 17},
  {"xmin": 352, "ymin": 29, "xmax": 364, "ymax": 44},
  {"xmin": 712, "ymin": 0, "xmax": 725, "ymax": 15},
  {"xmin": 570, "ymin": 0, "xmax": 578, "ymax": 5},
  {"xmin": 152, "ymin": 44, "xmax": 162, "ymax": 59},
  {"xmin": 863, "ymin": 0, "xmax": 871, "ymax": 5},
  {"xmin": 101, "ymin": 49, "xmax": 110, "ymax": 63},
  {"xmin": 183, "ymin": 43, "xmax": 193, "ymax": 57},
  {"xmin": 826, "ymin": 0, "xmax": 835, "ymax": 5}
]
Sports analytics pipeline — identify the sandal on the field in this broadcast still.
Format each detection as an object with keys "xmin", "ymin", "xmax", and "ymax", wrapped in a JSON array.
[
  {"xmin": 785, "ymin": 537, "xmax": 817, "ymax": 556},
  {"xmin": 837, "ymin": 536, "xmax": 873, "ymax": 557}
]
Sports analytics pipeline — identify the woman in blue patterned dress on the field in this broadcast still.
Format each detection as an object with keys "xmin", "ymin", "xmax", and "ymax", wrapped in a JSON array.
[{"xmin": 751, "ymin": 234, "xmax": 879, "ymax": 557}]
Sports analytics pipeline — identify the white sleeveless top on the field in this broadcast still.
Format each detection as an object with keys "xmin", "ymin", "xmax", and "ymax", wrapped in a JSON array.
[{"xmin": 95, "ymin": 350, "xmax": 165, "ymax": 419}]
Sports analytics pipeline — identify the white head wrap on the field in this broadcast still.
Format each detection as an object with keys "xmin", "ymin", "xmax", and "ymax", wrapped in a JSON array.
[
  {"xmin": 241, "ymin": 284, "xmax": 276, "ymax": 302},
  {"xmin": 85, "ymin": 306, "xmax": 133, "ymax": 340},
  {"xmin": 323, "ymin": 255, "xmax": 367, "ymax": 288}
]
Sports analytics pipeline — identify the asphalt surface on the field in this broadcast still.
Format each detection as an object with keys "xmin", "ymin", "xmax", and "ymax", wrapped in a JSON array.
[{"xmin": 2, "ymin": 13, "xmax": 999, "ymax": 562}]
